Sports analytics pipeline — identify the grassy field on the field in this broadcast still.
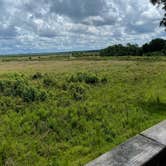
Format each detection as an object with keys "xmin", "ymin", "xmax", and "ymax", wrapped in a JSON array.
[{"xmin": 0, "ymin": 55, "xmax": 166, "ymax": 165}]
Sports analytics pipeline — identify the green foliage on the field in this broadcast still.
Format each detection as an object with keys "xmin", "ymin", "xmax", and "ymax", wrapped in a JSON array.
[
  {"xmin": 100, "ymin": 38, "xmax": 166, "ymax": 56},
  {"xmin": 100, "ymin": 44, "xmax": 142, "ymax": 56},
  {"xmin": 32, "ymin": 72, "xmax": 43, "ymax": 79},
  {"xmin": 43, "ymin": 75, "xmax": 57, "ymax": 87},
  {"xmin": 142, "ymin": 38, "xmax": 166, "ymax": 53},
  {"xmin": 0, "ymin": 76, "xmax": 48, "ymax": 102},
  {"xmin": 0, "ymin": 60, "xmax": 166, "ymax": 165},
  {"xmin": 68, "ymin": 72, "xmax": 107, "ymax": 85},
  {"xmin": 69, "ymin": 83, "xmax": 87, "ymax": 101}
]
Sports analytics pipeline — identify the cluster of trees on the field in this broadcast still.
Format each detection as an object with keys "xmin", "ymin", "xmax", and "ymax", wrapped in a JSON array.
[
  {"xmin": 100, "ymin": 0, "xmax": 166, "ymax": 57},
  {"xmin": 100, "ymin": 44, "xmax": 142, "ymax": 56},
  {"xmin": 142, "ymin": 38, "xmax": 166, "ymax": 53},
  {"xmin": 100, "ymin": 38, "xmax": 166, "ymax": 56}
]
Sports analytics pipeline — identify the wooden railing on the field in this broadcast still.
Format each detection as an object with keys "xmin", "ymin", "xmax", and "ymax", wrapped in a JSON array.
[{"xmin": 86, "ymin": 120, "xmax": 166, "ymax": 166}]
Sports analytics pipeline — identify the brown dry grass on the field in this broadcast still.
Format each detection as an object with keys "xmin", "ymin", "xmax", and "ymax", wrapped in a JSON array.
[{"xmin": 0, "ymin": 60, "xmax": 133, "ymax": 75}]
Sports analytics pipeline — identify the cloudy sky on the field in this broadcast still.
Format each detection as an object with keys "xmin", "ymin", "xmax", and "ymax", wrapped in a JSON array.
[{"xmin": 0, "ymin": 0, "xmax": 165, "ymax": 54}]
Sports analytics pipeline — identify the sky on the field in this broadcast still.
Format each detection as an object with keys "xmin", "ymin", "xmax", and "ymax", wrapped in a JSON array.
[{"xmin": 0, "ymin": 0, "xmax": 165, "ymax": 54}]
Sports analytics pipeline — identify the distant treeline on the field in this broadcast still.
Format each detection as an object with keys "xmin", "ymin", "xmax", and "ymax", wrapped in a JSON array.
[{"xmin": 100, "ymin": 38, "xmax": 166, "ymax": 56}]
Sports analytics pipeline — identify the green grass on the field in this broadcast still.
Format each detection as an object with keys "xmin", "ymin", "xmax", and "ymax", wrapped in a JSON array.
[{"xmin": 0, "ymin": 56, "xmax": 166, "ymax": 165}]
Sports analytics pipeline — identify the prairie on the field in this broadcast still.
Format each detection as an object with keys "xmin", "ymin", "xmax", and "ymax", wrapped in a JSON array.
[{"xmin": 0, "ymin": 55, "xmax": 166, "ymax": 165}]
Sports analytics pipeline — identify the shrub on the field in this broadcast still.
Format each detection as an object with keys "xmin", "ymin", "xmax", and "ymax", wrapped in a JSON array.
[
  {"xmin": 69, "ymin": 83, "xmax": 87, "ymax": 101},
  {"xmin": 32, "ymin": 72, "xmax": 43, "ymax": 80},
  {"xmin": 0, "ymin": 80, "xmax": 13, "ymax": 93},
  {"xmin": 68, "ymin": 72, "xmax": 108, "ymax": 85},
  {"xmin": 101, "ymin": 77, "xmax": 108, "ymax": 83},
  {"xmin": 38, "ymin": 90, "xmax": 48, "ymax": 102},
  {"xmin": 43, "ymin": 75, "xmax": 57, "ymax": 87},
  {"xmin": 68, "ymin": 72, "xmax": 99, "ymax": 85},
  {"xmin": 56, "ymin": 91, "xmax": 71, "ymax": 107},
  {"xmin": 19, "ymin": 85, "xmax": 48, "ymax": 102},
  {"xmin": 21, "ymin": 86, "xmax": 37, "ymax": 102},
  {"xmin": 0, "ymin": 96, "xmax": 17, "ymax": 112},
  {"xmin": 84, "ymin": 74, "xmax": 99, "ymax": 84},
  {"xmin": 0, "ymin": 78, "xmax": 48, "ymax": 102}
]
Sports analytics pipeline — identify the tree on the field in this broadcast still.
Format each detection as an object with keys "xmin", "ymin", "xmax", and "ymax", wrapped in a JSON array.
[
  {"xmin": 142, "ymin": 38, "xmax": 166, "ymax": 53},
  {"xmin": 149, "ymin": 38, "xmax": 166, "ymax": 51},
  {"xmin": 142, "ymin": 43, "xmax": 150, "ymax": 53},
  {"xmin": 100, "ymin": 43, "xmax": 142, "ymax": 56},
  {"xmin": 151, "ymin": 0, "xmax": 166, "ymax": 27}
]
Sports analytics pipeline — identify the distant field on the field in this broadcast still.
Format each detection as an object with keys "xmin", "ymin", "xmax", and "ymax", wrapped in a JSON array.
[
  {"xmin": 0, "ymin": 55, "xmax": 166, "ymax": 74},
  {"xmin": 0, "ymin": 55, "xmax": 166, "ymax": 165}
]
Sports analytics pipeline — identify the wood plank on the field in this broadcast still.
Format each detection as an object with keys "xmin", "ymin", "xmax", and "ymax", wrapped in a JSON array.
[
  {"xmin": 142, "ymin": 120, "xmax": 166, "ymax": 146},
  {"xmin": 86, "ymin": 135, "xmax": 164, "ymax": 166}
]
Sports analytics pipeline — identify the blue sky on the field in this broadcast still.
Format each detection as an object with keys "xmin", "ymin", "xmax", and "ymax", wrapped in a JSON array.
[{"xmin": 0, "ymin": 0, "xmax": 165, "ymax": 54}]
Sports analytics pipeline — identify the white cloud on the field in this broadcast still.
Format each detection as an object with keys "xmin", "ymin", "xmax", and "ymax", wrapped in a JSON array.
[{"xmin": 0, "ymin": 0, "xmax": 164, "ymax": 54}]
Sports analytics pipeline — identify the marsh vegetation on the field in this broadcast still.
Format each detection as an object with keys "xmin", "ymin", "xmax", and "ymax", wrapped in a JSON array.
[{"xmin": 0, "ymin": 56, "xmax": 166, "ymax": 165}]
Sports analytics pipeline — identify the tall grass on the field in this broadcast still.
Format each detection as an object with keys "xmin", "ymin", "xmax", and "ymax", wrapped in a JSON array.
[{"xmin": 0, "ymin": 58, "xmax": 166, "ymax": 165}]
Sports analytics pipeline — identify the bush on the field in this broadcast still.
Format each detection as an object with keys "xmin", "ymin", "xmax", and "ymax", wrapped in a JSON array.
[
  {"xmin": 0, "ymin": 78, "xmax": 48, "ymax": 102},
  {"xmin": 69, "ymin": 83, "xmax": 87, "ymax": 101},
  {"xmin": 21, "ymin": 86, "xmax": 47, "ymax": 102},
  {"xmin": 43, "ymin": 75, "xmax": 57, "ymax": 87},
  {"xmin": 21, "ymin": 86, "xmax": 38, "ymax": 102},
  {"xmin": 0, "ymin": 96, "xmax": 18, "ymax": 112},
  {"xmin": 68, "ymin": 72, "xmax": 99, "ymax": 85},
  {"xmin": 101, "ymin": 77, "xmax": 108, "ymax": 83},
  {"xmin": 32, "ymin": 72, "xmax": 43, "ymax": 80},
  {"xmin": 68, "ymin": 72, "xmax": 108, "ymax": 85}
]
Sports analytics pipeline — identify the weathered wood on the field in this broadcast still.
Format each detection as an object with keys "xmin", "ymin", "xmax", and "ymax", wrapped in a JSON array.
[
  {"xmin": 86, "ymin": 135, "xmax": 164, "ymax": 166},
  {"xmin": 86, "ymin": 120, "xmax": 166, "ymax": 166},
  {"xmin": 142, "ymin": 120, "xmax": 166, "ymax": 146}
]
